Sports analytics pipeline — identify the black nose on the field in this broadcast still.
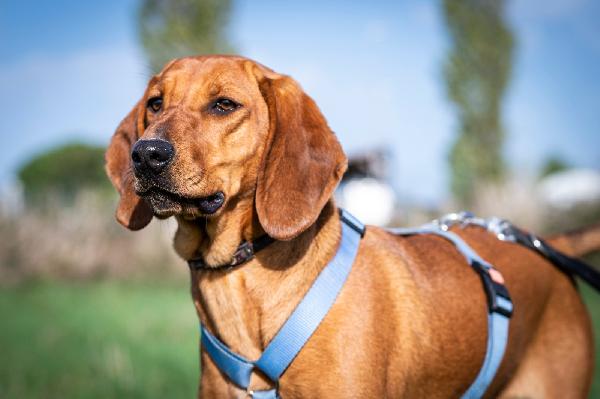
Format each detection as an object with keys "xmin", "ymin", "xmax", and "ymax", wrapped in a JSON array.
[{"xmin": 131, "ymin": 139, "xmax": 174, "ymax": 175}]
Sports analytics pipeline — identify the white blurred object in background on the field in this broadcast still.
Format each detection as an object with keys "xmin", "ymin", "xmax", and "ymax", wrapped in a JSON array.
[
  {"xmin": 338, "ymin": 177, "xmax": 395, "ymax": 226},
  {"xmin": 538, "ymin": 169, "xmax": 600, "ymax": 209}
]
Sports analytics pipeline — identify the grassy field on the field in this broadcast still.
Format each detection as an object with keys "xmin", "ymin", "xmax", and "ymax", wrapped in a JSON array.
[
  {"xmin": 582, "ymin": 282, "xmax": 600, "ymax": 399},
  {"xmin": 0, "ymin": 281, "xmax": 199, "ymax": 399},
  {"xmin": 0, "ymin": 279, "xmax": 599, "ymax": 398}
]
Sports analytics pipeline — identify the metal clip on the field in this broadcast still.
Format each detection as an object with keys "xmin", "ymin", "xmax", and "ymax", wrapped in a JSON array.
[
  {"xmin": 484, "ymin": 217, "xmax": 517, "ymax": 243},
  {"xmin": 434, "ymin": 211, "xmax": 475, "ymax": 231}
]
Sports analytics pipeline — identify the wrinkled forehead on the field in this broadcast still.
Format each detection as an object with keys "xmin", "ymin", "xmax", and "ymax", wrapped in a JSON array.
[{"xmin": 148, "ymin": 57, "xmax": 259, "ymax": 101}]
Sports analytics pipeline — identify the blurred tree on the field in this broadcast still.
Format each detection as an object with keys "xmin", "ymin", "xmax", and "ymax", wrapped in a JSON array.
[
  {"xmin": 540, "ymin": 156, "xmax": 569, "ymax": 178},
  {"xmin": 18, "ymin": 142, "xmax": 112, "ymax": 204},
  {"xmin": 443, "ymin": 0, "xmax": 514, "ymax": 205},
  {"xmin": 138, "ymin": 0, "xmax": 234, "ymax": 73}
]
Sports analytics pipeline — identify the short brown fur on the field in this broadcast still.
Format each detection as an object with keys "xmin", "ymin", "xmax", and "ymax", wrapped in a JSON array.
[{"xmin": 106, "ymin": 55, "xmax": 595, "ymax": 398}]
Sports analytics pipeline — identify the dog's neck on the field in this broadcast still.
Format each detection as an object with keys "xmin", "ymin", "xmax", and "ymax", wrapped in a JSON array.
[
  {"xmin": 173, "ymin": 195, "xmax": 258, "ymax": 267},
  {"xmin": 177, "ymin": 201, "xmax": 341, "ymax": 389}
]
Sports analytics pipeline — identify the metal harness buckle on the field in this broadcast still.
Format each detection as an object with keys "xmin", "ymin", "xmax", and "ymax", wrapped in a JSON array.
[
  {"xmin": 434, "ymin": 211, "xmax": 521, "ymax": 245},
  {"xmin": 435, "ymin": 211, "xmax": 476, "ymax": 231},
  {"xmin": 484, "ymin": 217, "xmax": 518, "ymax": 243}
]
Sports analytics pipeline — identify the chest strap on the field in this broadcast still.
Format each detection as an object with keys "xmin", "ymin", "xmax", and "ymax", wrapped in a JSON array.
[
  {"xmin": 200, "ymin": 209, "xmax": 364, "ymax": 398},
  {"xmin": 388, "ymin": 225, "xmax": 513, "ymax": 399}
]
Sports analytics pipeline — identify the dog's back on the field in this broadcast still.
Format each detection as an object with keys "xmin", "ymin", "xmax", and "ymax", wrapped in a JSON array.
[{"xmin": 277, "ymin": 222, "xmax": 595, "ymax": 398}]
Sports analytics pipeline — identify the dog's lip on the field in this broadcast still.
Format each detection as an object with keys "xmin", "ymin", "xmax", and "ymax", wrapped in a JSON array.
[
  {"xmin": 194, "ymin": 191, "xmax": 225, "ymax": 214},
  {"xmin": 137, "ymin": 186, "xmax": 225, "ymax": 215}
]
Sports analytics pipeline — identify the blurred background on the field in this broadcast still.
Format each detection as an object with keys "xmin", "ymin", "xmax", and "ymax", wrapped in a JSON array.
[{"xmin": 1, "ymin": 0, "xmax": 599, "ymax": 397}]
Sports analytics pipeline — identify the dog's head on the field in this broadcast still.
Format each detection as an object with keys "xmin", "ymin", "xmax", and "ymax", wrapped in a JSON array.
[{"xmin": 106, "ymin": 55, "xmax": 346, "ymax": 241}]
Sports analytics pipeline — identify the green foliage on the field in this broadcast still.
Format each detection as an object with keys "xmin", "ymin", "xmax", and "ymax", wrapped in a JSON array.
[
  {"xmin": 580, "ymin": 278, "xmax": 600, "ymax": 399},
  {"xmin": 138, "ymin": 0, "xmax": 235, "ymax": 73},
  {"xmin": 443, "ymin": 0, "xmax": 514, "ymax": 205},
  {"xmin": 17, "ymin": 142, "xmax": 111, "ymax": 203},
  {"xmin": 540, "ymin": 156, "xmax": 569, "ymax": 178}
]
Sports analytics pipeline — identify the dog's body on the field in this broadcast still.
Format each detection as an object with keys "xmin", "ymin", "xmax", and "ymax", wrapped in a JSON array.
[{"xmin": 106, "ymin": 55, "xmax": 595, "ymax": 398}]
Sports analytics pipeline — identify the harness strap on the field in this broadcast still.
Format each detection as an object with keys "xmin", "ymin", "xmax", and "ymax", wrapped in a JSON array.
[
  {"xmin": 200, "ymin": 325, "xmax": 255, "ymax": 388},
  {"xmin": 255, "ymin": 213, "xmax": 363, "ymax": 381},
  {"xmin": 504, "ymin": 225, "xmax": 600, "ymax": 290},
  {"xmin": 200, "ymin": 209, "xmax": 364, "ymax": 397},
  {"xmin": 462, "ymin": 311, "xmax": 510, "ymax": 398},
  {"xmin": 388, "ymin": 225, "xmax": 513, "ymax": 399}
]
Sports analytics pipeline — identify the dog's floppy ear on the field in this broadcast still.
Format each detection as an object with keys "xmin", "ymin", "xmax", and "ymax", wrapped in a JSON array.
[
  {"xmin": 105, "ymin": 101, "xmax": 153, "ymax": 230},
  {"xmin": 255, "ymin": 70, "xmax": 347, "ymax": 240}
]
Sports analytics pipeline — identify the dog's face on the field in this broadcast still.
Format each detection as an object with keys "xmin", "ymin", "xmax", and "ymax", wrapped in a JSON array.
[
  {"xmin": 130, "ymin": 57, "xmax": 271, "ymax": 220},
  {"xmin": 106, "ymin": 55, "xmax": 347, "ymax": 241}
]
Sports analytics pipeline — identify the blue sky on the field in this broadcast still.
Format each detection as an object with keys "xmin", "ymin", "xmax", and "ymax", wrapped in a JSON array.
[{"xmin": 1, "ymin": 0, "xmax": 599, "ymax": 205}]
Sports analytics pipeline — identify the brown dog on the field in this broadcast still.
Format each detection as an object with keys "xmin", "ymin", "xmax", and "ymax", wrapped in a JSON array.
[{"xmin": 106, "ymin": 55, "xmax": 597, "ymax": 398}]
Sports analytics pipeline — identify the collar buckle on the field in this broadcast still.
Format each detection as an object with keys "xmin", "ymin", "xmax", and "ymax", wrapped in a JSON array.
[{"xmin": 231, "ymin": 241, "xmax": 255, "ymax": 266}]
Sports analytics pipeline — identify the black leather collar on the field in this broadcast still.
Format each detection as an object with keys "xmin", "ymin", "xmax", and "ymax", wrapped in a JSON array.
[
  {"xmin": 187, "ymin": 234, "xmax": 275, "ymax": 271},
  {"xmin": 187, "ymin": 209, "xmax": 367, "ymax": 272}
]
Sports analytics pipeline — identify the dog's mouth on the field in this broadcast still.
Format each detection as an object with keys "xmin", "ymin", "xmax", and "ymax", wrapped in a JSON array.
[{"xmin": 137, "ymin": 186, "xmax": 225, "ymax": 217}]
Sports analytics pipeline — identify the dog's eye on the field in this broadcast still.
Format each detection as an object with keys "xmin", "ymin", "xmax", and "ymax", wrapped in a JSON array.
[
  {"xmin": 147, "ymin": 97, "xmax": 163, "ymax": 113},
  {"xmin": 212, "ymin": 98, "xmax": 239, "ymax": 114}
]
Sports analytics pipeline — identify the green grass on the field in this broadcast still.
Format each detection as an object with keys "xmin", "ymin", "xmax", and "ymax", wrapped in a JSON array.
[
  {"xmin": 582, "ymin": 283, "xmax": 600, "ymax": 399},
  {"xmin": 0, "ymin": 278, "xmax": 599, "ymax": 398},
  {"xmin": 584, "ymin": 252, "xmax": 600, "ymax": 399},
  {"xmin": 0, "ymin": 281, "xmax": 199, "ymax": 399}
]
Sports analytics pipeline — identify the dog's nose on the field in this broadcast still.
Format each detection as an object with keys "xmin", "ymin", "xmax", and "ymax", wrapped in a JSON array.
[{"xmin": 131, "ymin": 139, "xmax": 174, "ymax": 175}]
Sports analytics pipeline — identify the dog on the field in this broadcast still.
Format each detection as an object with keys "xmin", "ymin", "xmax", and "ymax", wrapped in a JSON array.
[{"xmin": 106, "ymin": 55, "xmax": 598, "ymax": 398}]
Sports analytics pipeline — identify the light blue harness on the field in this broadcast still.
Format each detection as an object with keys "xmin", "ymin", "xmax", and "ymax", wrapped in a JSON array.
[{"xmin": 199, "ymin": 210, "xmax": 513, "ymax": 398}]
